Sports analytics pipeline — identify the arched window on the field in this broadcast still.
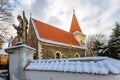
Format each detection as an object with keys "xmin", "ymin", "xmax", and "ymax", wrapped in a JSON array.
[
  {"xmin": 74, "ymin": 53, "xmax": 80, "ymax": 58},
  {"xmin": 76, "ymin": 54, "xmax": 79, "ymax": 57},
  {"xmin": 55, "ymin": 51, "xmax": 62, "ymax": 59}
]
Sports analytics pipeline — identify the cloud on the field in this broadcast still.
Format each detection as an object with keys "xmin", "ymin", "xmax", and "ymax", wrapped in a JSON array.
[
  {"xmin": 12, "ymin": 0, "xmax": 120, "ymax": 36},
  {"xmin": 77, "ymin": 0, "xmax": 120, "ymax": 36},
  {"xmin": 47, "ymin": 15, "xmax": 63, "ymax": 27},
  {"xmin": 21, "ymin": 0, "xmax": 36, "ymax": 9}
]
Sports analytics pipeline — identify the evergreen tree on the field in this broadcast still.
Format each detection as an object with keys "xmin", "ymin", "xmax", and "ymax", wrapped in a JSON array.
[
  {"xmin": 92, "ymin": 39, "xmax": 105, "ymax": 56},
  {"xmin": 108, "ymin": 23, "xmax": 120, "ymax": 59}
]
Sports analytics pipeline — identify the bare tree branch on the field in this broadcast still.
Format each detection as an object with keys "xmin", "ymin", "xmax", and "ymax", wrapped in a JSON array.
[
  {"xmin": 85, "ymin": 34, "xmax": 106, "ymax": 56},
  {"xmin": 0, "ymin": 0, "xmax": 14, "ymax": 48}
]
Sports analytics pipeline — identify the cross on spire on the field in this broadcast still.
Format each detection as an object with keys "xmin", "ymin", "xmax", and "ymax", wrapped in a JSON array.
[{"xmin": 73, "ymin": 9, "xmax": 75, "ymax": 14}]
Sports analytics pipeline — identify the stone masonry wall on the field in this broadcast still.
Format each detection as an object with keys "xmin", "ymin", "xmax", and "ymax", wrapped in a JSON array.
[
  {"xmin": 28, "ymin": 19, "xmax": 38, "ymax": 48},
  {"xmin": 41, "ymin": 43, "xmax": 85, "ymax": 59},
  {"xmin": 28, "ymin": 20, "xmax": 38, "ymax": 59}
]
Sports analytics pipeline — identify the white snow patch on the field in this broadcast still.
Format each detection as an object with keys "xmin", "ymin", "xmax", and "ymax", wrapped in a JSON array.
[
  {"xmin": 0, "ymin": 50, "xmax": 8, "ymax": 55},
  {"xmin": 5, "ymin": 44, "xmax": 36, "ymax": 52},
  {"xmin": 26, "ymin": 57, "xmax": 120, "ymax": 75},
  {"xmin": 0, "ymin": 77, "xmax": 4, "ymax": 80}
]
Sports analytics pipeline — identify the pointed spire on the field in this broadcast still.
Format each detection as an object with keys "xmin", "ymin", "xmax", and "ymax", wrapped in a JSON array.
[
  {"xmin": 69, "ymin": 10, "xmax": 82, "ymax": 33},
  {"xmin": 73, "ymin": 9, "xmax": 75, "ymax": 14},
  {"xmin": 30, "ymin": 13, "xmax": 32, "ymax": 17}
]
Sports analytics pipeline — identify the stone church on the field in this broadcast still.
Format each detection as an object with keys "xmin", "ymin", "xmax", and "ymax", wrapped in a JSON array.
[{"xmin": 10, "ymin": 11, "xmax": 86, "ymax": 59}]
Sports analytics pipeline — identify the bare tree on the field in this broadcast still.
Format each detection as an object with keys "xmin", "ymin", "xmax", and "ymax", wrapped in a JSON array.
[
  {"xmin": 85, "ymin": 34, "xmax": 106, "ymax": 56},
  {"xmin": 0, "ymin": 0, "xmax": 14, "ymax": 48},
  {"xmin": 0, "ymin": 0, "xmax": 13, "ymax": 21}
]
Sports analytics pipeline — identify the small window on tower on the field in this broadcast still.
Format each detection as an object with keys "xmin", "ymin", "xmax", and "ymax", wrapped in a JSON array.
[{"xmin": 81, "ymin": 40, "xmax": 83, "ymax": 44}]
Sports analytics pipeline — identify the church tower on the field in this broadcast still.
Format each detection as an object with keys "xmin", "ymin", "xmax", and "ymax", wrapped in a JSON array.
[{"xmin": 70, "ymin": 10, "xmax": 86, "ymax": 46}]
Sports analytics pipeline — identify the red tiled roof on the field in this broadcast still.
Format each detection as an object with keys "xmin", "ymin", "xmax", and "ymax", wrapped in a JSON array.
[
  {"xmin": 70, "ymin": 13, "xmax": 82, "ymax": 33},
  {"xmin": 10, "ymin": 37, "xmax": 33, "ymax": 47},
  {"xmin": 32, "ymin": 18, "xmax": 80, "ymax": 46},
  {"xmin": 11, "ymin": 37, "xmax": 18, "ymax": 46}
]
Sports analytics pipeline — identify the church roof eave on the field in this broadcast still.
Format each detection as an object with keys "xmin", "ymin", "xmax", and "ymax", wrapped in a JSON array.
[{"xmin": 38, "ymin": 38, "xmax": 85, "ymax": 49}]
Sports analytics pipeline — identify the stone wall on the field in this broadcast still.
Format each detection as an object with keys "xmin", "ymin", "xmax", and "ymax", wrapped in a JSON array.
[
  {"xmin": 5, "ymin": 44, "xmax": 36, "ymax": 80},
  {"xmin": 40, "ymin": 43, "xmax": 85, "ymax": 59},
  {"xmin": 25, "ymin": 71, "xmax": 120, "ymax": 80},
  {"xmin": 28, "ymin": 19, "xmax": 38, "ymax": 49},
  {"xmin": 28, "ymin": 20, "xmax": 38, "ymax": 59}
]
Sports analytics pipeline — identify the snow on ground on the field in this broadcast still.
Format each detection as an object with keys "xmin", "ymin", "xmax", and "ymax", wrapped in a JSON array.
[
  {"xmin": 26, "ymin": 57, "xmax": 120, "ymax": 75},
  {"xmin": 0, "ymin": 70, "xmax": 8, "ymax": 74},
  {"xmin": 0, "ymin": 69, "xmax": 8, "ymax": 80},
  {"xmin": 0, "ymin": 50, "xmax": 7, "ymax": 55},
  {"xmin": 0, "ymin": 77, "xmax": 4, "ymax": 80}
]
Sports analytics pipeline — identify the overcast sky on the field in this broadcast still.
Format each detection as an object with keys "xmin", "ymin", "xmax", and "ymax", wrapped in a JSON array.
[{"xmin": 10, "ymin": 0, "xmax": 120, "ymax": 36}]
